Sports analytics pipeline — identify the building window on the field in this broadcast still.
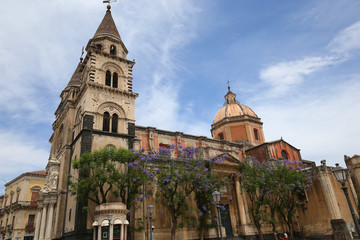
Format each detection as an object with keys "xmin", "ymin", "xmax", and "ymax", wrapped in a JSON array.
[
  {"xmin": 112, "ymin": 72, "xmax": 118, "ymax": 88},
  {"xmin": 27, "ymin": 215, "xmax": 35, "ymax": 229},
  {"xmin": 253, "ymin": 129, "xmax": 259, "ymax": 140},
  {"xmin": 110, "ymin": 45, "xmax": 116, "ymax": 55},
  {"xmin": 102, "ymin": 226, "xmax": 109, "ymax": 239},
  {"xmin": 30, "ymin": 192, "xmax": 38, "ymax": 206},
  {"xmin": 96, "ymin": 44, "xmax": 102, "ymax": 50},
  {"xmin": 111, "ymin": 114, "xmax": 118, "ymax": 133},
  {"xmin": 11, "ymin": 216, "xmax": 15, "ymax": 230},
  {"xmin": 103, "ymin": 112, "xmax": 110, "ymax": 132},
  {"xmin": 218, "ymin": 133, "xmax": 224, "ymax": 140},
  {"xmin": 281, "ymin": 150, "xmax": 288, "ymax": 160},
  {"xmin": 105, "ymin": 71, "xmax": 111, "ymax": 86},
  {"xmin": 69, "ymin": 209, "xmax": 72, "ymax": 222},
  {"xmin": 16, "ymin": 190, "xmax": 20, "ymax": 202},
  {"xmin": 113, "ymin": 224, "xmax": 121, "ymax": 240}
]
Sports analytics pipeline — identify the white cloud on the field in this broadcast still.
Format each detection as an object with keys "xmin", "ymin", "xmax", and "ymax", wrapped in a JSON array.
[
  {"xmin": 327, "ymin": 21, "xmax": 360, "ymax": 55},
  {"xmin": 259, "ymin": 56, "xmax": 341, "ymax": 96},
  {"xmin": 256, "ymin": 75, "xmax": 360, "ymax": 166},
  {"xmin": 0, "ymin": 131, "xmax": 49, "ymax": 193}
]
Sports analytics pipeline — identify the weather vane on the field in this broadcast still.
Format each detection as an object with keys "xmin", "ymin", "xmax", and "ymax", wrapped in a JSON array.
[{"xmin": 103, "ymin": 0, "xmax": 117, "ymax": 5}]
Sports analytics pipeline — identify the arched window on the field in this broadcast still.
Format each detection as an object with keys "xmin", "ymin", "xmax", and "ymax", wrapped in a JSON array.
[
  {"xmin": 111, "ymin": 114, "xmax": 118, "ymax": 133},
  {"xmin": 103, "ymin": 112, "xmax": 110, "ymax": 132},
  {"xmin": 105, "ymin": 71, "xmax": 111, "ymax": 86},
  {"xmin": 96, "ymin": 44, "xmax": 102, "ymax": 50},
  {"xmin": 113, "ymin": 73, "xmax": 118, "ymax": 88},
  {"xmin": 110, "ymin": 45, "xmax": 116, "ymax": 55},
  {"xmin": 281, "ymin": 150, "xmax": 288, "ymax": 160}
]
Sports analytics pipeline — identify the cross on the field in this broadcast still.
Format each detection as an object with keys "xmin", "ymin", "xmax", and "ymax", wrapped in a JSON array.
[{"xmin": 227, "ymin": 80, "xmax": 230, "ymax": 91}]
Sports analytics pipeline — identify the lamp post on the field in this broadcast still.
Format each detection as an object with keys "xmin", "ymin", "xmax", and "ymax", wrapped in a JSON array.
[
  {"xmin": 212, "ymin": 190, "xmax": 223, "ymax": 240},
  {"xmin": 147, "ymin": 204, "xmax": 154, "ymax": 240},
  {"xmin": 332, "ymin": 163, "xmax": 360, "ymax": 236}
]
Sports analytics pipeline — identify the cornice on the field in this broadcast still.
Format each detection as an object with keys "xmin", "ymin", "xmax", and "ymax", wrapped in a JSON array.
[{"xmin": 211, "ymin": 115, "xmax": 263, "ymax": 130}]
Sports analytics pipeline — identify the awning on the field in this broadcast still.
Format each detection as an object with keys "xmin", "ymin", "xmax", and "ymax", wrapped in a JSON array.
[
  {"xmin": 101, "ymin": 220, "xmax": 110, "ymax": 226},
  {"xmin": 113, "ymin": 219, "xmax": 122, "ymax": 225},
  {"xmin": 92, "ymin": 220, "xmax": 99, "ymax": 226}
]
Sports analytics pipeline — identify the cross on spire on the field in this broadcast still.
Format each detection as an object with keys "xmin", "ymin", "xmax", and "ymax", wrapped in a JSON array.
[{"xmin": 227, "ymin": 80, "xmax": 230, "ymax": 91}]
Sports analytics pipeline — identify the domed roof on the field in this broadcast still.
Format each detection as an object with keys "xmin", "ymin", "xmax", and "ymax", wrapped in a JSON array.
[
  {"xmin": 213, "ymin": 103, "xmax": 258, "ymax": 123},
  {"xmin": 213, "ymin": 86, "xmax": 258, "ymax": 124}
]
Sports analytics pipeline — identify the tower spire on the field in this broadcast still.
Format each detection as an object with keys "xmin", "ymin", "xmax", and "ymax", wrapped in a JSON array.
[{"xmin": 93, "ymin": 1, "xmax": 121, "ymax": 40}]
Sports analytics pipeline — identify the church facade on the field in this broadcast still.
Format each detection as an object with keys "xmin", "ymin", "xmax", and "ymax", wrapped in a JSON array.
[{"xmin": 29, "ymin": 5, "xmax": 360, "ymax": 240}]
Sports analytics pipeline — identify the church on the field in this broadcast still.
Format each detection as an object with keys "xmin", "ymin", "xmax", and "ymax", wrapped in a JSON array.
[{"xmin": 22, "ymin": 4, "xmax": 360, "ymax": 240}]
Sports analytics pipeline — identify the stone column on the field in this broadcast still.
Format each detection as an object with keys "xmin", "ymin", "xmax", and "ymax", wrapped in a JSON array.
[
  {"xmin": 34, "ymin": 207, "xmax": 43, "ymax": 240},
  {"xmin": 109, "ymin": 222, "xmax": 113, "ymax": 240},
  {"xmin": 124, "ymin": 224, "xmax": 127, "ymax": 240},
  {"xmin": 120, "ymin": 224, "xmax": 124, "ymax": 240},
  {"xmin": 98, "ymin": 226, "xmax": 102, "ymax": 240},
  {"xmin": 318, "ymin": 167, "xmax": 342, "ymax": 219},
  {"xmin": 45, "ymin": 202, "xmax": 55, "ymax": 240},
  {"xmin": 235, "ymin": 176, "xmax": 247, "ymax": 225},
  {"xmin": 348, "ymin": 177, "xmax": 358, "ymax": 207},
  {"xmin": 39, "ymin": 203, "xmax": 48, "ymax": 240}
]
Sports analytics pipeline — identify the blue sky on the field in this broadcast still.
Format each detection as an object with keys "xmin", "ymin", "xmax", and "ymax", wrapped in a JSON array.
[{"xmin": 0, "ymin": 0, "xmax": 360, "ymax": 193}]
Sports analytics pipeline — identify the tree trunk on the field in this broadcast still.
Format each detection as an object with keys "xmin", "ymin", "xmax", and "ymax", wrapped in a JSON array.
[
  {"xmin": 171, "ymin": 217, "xmax": 178, "ymax": 240},
  {"xmin": 199, "ymin": 227, "xmax": 205, "ymax": 240},
  {"xmin": 255, "ymin": 222, "xmax": 264, "ymax": 240}
]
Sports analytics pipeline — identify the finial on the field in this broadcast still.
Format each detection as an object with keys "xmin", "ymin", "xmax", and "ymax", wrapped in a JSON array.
[
  {"xmin": 80, "ymin": 46, "xmax": 84, "ymax": 62},
  {"xmin": 227, "ymin": 80, "xmax": 230, "ymax": 91},
  {"xmin": 103, "ymin": 0, "xmax": 117, "ymax": 11}
]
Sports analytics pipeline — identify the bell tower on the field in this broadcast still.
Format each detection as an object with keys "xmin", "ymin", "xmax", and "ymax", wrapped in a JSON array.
[{"xmin": 37, "ymin": 5, "xmax": 138, "ymax": 240}]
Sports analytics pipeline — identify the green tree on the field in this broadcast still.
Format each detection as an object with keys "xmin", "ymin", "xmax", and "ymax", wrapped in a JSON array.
[
  {"xmin": 68, "ymin": 147, "xmax": 155, "ymax": 240},
  {"xmin": 274, "ymin": 159, "xmax": 312, "ymax": 240},
  {"xmin": 239, "ymin": 158, "xmax": 268, "ymax": 240},
  {"xmin": 149, "ymin": 146, "xmax": 224, "ymax": 240}
]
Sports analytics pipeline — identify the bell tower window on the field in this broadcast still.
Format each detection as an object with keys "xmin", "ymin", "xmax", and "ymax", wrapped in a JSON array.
[
  {"xmin": 112, "ymin": 114, "xmax": 118, "ymax": 133},
  {"xmin": 103, "ymin": 112, "xmax": 110, "ymax": 132},
  {"xmin": 113, "ymin": 73, "xmax": 118, "ymax": 88},
  {"xmin": 105, "ymin": 71, "xmax": 111, "ymax": 86},
  {"xmin": 110, "ymin": 45, "xmax": 116, "ymax": 55}
]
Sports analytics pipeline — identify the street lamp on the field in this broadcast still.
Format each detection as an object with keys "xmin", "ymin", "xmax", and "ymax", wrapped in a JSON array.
[
  {"xmin": 332, "ymin": 163, "xmax": 360, "ymax": 236},
  {"xmin": 147, "ymin": 204, "xmax": 154, "ymax": 240},
  {"xmin": 212, "ymin": 190, "xmax": 223, "ymax": 240}
]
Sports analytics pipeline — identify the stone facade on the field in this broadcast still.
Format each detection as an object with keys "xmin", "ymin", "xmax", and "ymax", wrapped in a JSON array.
[{"xmin": 23, "ymin": 4, "xmax": 360, "ymax": 240}]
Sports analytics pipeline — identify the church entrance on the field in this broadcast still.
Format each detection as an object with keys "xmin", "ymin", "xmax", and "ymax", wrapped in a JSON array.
[{"xmin": 220, "ymin": 204, "xmax": 233, "ymax": 237}]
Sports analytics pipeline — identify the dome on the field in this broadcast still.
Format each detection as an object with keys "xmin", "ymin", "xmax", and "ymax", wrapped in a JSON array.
[{"xmin": 213, "ymin": 103, "xmax": 258, "ymax": 123}]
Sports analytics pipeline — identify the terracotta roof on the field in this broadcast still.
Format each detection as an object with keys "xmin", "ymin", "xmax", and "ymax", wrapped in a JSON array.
[
  {"xmin": 213, "ymin": 103, "xmax": 258, "ymax": 123},
  {"xmin": 94, "ymin": 6, "xmax": 121, "ymax": 40}
]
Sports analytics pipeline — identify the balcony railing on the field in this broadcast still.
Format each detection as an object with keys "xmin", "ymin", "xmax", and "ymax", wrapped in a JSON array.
[
  {"xmin": 25, "ymin": 224, "xmax": 35, "ymax": 232},
  {"xmin": 7, "ymin": 224, "xmax": 12, "ymax": 232},
  {"xmin": 3, "ymin": 201, "xmax": 38, "ymax": 211}
]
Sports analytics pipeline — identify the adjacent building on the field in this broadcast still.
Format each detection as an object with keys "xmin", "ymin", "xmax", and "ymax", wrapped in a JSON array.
[{"xmin": 0, "ymin": 171, "xmax": 46, "ymax": 240}]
